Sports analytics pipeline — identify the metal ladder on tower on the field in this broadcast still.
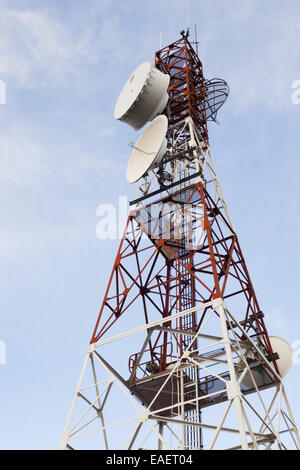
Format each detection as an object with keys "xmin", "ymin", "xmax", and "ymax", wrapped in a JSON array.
[{"xmin": 177, "ymin": 245, "xmax": 203, "ymax": 450}]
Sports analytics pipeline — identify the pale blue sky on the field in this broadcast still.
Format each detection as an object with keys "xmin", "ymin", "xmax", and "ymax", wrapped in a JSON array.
[{"xmin": 0, "ymin": 0, "xmax": 300, "ymax": 449}]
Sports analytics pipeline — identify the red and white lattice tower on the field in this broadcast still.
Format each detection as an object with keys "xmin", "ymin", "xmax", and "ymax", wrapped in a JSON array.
[{"xmin": 60, "ymin": 31, "xmax": 299, "ymax": 450}]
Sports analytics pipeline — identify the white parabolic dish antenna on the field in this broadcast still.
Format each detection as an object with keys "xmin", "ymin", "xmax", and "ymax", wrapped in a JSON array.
[
  {"xmin": 241, "ymin": 336, "xmax": 293, "ymax": 389},
  {"xmin": 114, "ymin": 62, "xmax": 170, "ymax": 131},
  {"xmin": 126, "ymin": 115, "xmax": 168, "ymax": 184},
  {"xmin": 268, "ymin": 336, "xmax": 293, "ymax": 377}
]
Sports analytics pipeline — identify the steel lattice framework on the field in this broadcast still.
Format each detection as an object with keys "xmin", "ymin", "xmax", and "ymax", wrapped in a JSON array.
[
  {"xmin": 60, "ymin": 32, "xmax": 299, "ymax": 451},
  {"xmin": 90, "ymin": 182, "xmax": 279, "ymax": 379}
]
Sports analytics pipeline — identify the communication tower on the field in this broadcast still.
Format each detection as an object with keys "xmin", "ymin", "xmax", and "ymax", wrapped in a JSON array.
[{"xmin": 60, "ymin": 31, "xmax": 299, "ymax": 450}]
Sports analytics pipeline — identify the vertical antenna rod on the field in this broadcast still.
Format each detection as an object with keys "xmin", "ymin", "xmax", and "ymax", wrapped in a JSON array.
[
  {"xmin": 185, "ymin": 0, "xmax": 190, "ymax": 33},
  {"xmin": 194, "ymin": 24, "xmax": 199, "ymax": 56}
]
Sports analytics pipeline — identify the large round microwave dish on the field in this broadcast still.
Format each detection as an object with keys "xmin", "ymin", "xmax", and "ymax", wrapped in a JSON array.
[
  {"xmin": 268, "ymin": 336, "xmax": 293, "ymax": 378},
  {"xmin": 126, "ymin": 115, "xmax": 168, "ymax": 184},
  {"xmin": 114, "ymin": 62, "xmax": 170, "ymax": 131}
]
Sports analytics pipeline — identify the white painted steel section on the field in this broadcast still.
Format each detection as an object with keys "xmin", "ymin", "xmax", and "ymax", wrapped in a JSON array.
[{"xmin": 114, "ymin": 62, "xmax": 170, "ymax": 130}]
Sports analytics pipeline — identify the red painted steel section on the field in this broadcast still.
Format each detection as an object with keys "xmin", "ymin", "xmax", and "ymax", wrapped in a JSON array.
[
  {"xmin": 90, "ymin": 33, "xmax": 279, "ymax": 382},
  {"xmin": 155, "ymin": 32, "xmax": 209, "ymax": 144}
]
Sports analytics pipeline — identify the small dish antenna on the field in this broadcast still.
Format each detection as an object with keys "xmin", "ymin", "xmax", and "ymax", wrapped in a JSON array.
[
  {"xmin": 114, "ymin": 62, "xmax": 170, "ymax": 131},
  {"xmin": 268, "ymin": 336, "xmax": 293, "ymax": 378},
  {"xmin": 241, "ymin": 336, "xmax": 293, "ymax": 389},
  {"xmin": 126, "ymin": 115, "xmax": 168, "ymax": 184}
]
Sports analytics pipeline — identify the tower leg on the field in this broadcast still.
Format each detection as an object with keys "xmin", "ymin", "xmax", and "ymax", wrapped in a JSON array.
[
  {"xmin": 60, "ymin": 350, "xmax": 91, "ymax": 450},
  {"xmin": 60, "ymin": 302, "xmax": 300, "ymax": 450},
  {"xmin": 216, "ymin": 298, "xmax": 248, "ymax": 449},
  {"xmin": 158, "ymin": 421, "xmax": 164, "ymax": 450}
]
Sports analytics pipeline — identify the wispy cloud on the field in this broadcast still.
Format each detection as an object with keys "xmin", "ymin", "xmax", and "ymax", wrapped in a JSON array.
[
  {"xmin": 0, "ymin": 121, "xmax": 120, "ymax": 193},
  {"xmin": 0, "ymin": 6, "xmax": 119, "ymax": 88},
  {"xmin": 227, "ymin": 0, "xmax": 256, "ymax": 23},
  {"xmin": 0, "ymin": 9, "xmax": 74, "ymax": 86},
  {"xmin": 204, "ymin": 4, "xmax": 300, "ymax": 112},
  {"xmin": 267, "ymin": 306, "xmax": 290, "ymax": 337}
]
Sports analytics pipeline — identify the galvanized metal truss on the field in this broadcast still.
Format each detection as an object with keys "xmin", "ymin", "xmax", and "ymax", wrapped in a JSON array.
[
  {"xmin": 60, "ymin": 300, "xmax": 300, "ymax": 450},
  {"xmin": 60, "ymin": 33, "xmax": 299, "ymax": 450},
  {"xmin": 89, "ymin": 164, "xmax": 278, "ymax": 367},
  {"xmin": 60, "ymin": 148, "xmax": 299, "ymax": 449}
]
